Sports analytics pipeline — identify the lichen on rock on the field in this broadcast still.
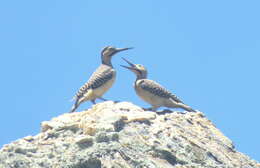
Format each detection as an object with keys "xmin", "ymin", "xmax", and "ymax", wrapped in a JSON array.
[{"xmin": 0, "ymin": 101, "xmax": 259, "ymax": 168}]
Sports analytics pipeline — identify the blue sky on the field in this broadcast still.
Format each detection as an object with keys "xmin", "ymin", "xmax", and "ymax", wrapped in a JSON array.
[{"xmin": 0, "ymin": 0, "xmax": 259, "ymax": 161}]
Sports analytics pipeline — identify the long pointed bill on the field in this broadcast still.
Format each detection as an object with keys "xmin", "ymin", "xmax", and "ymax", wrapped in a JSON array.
[
  {"xmin": 116, "ymin": 47, "xmax": 133, "ymax": 52},
  {"xmin": 121, "ymin": 57, "xmax": 135, "ymax": 67},
  {"xmin": 120, "ymin": 65, "xmax": 135, "ymax": 70},
  {"xmin": 120, "ymin": 57, "xmax": 138, "ymax": 72}
]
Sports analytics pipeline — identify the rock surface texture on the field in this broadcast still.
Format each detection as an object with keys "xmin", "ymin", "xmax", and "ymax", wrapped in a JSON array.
[{"xmin": 0, "ymin": 101, "xmax": 259, "ymax": 168}]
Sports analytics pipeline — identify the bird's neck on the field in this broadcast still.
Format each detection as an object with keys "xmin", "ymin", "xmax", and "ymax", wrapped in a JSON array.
[
  {"xmin": 102, "ymin": 61, "xmax": 112, "ymax": 67},
  {"xmin": 136, "ymin": 73, "xmax": 147, "ymax": 80},
  {"xmin": 136, "ymin": 76, "xmax": 146, "ymax": 81},
  {"xmin": 101, "ymin": 55, "xmax": 113, "ymax": 67}
]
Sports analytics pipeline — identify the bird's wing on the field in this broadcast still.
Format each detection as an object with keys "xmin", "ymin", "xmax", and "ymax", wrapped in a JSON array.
[
  {"xmin": 74, "ymin": 65, "xmax": 114, "ymax": 101},
  {"xmin": 139, "ymin": 79, "xmax": 183, "ymax": 103}
]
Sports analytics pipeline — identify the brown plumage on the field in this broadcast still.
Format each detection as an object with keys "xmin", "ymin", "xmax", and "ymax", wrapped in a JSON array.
[
  {"xmin": 70, "ymin": 46, "xmax": 132, "ymax": 112},
  {"xmin": 121, "ymin": 58, "xmax": 196, "ymax": 112}
]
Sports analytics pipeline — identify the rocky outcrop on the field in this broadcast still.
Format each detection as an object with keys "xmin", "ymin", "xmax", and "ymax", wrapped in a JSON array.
[{"xmin": 0, "ymin": 101, "xmax": 259, "ymax": 168}]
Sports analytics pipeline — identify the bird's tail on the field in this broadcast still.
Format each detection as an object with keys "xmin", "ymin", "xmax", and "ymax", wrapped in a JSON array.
[
  {"xmin": 177, "ymin": 103, "xmax": 196, "ymax": 112},
  {"xmin": 70, "ymin": 101, "xmax": 79, "ymax": 113}
]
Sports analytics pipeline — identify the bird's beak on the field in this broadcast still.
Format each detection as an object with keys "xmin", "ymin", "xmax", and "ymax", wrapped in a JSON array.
[
  {"xmin": 120, "ymin": 57, "xmax": 138, "ymax": 71},
  {"xmin": 116, "ymin": 47, "xmax": 134, "ymax": 52}
]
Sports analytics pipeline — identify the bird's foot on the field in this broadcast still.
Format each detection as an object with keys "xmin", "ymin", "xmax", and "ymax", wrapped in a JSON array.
[
  {"xmin": 98, "ymin": 97, "xmax": 119, "ymax": 103},
  {"xmin": 176, "ymin": 111, "xmax": 188, "ymax": 114},
  {"xmin": 98, "ymin": 97, "xmax": 108, "ymax": 101},
  {"xmin": 113, "ymin": 100, "xmax": 120, "ymax": 103},
  {"xmin": 97, "ymin": 97, "xmax": 120, "ymax": 104},
  {"xmin": 156, "ymin": 109, "xmax": 173, "ymax": 115},
  {"xmin": 143, "ymin": 107, "xmax": 156, "ymax": 112},
  {"xmin": 91, "ymin": 100, "xmax": 96, "ymax": 104}
]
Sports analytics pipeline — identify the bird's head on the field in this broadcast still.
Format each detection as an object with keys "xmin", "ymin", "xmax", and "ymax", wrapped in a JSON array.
[
  {"xmin": 101, "ymin": 46, "xmax": 133, "ymax": 65},
  {"xmin": 121, "ymin": 58, "xmax": 148, "ymax": 79}
]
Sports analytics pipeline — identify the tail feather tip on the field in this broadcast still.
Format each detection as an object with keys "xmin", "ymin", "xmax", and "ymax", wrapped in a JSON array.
[{"xmin": 69, "ymin": 105, "xmax": 77, "ymax": 113}]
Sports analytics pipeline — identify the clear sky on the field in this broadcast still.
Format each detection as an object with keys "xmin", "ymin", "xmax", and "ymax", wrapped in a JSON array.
[{"xmin": 0, "ymin": 0, "xmax": 259, "ymax": 161}]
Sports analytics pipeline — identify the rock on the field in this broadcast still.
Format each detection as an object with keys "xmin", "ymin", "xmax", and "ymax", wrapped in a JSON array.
[
  {"xmin": 75, "ymin": 135, "xmax": 94, "ymax": 148},
  {"xmin": 0, "ymin": 101, "xmax": 259, "ymax": 168}
]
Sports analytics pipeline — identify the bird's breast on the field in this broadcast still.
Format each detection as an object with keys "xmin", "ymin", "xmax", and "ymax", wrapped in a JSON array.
[{"xmin": 93, "ymin": 70, "xmax": 116, "ymax": 97}]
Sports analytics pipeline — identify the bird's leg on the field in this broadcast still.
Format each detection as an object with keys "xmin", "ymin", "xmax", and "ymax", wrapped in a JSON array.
[
  {"xmin": 98, "ymin": 97, "xmax": 120, "ymax": 103},
  {"xmin": 98, "ymin": 97, "xmax": 108, "ymax": 101},
  {"xmin": 91, "ymin": 99, "xmax": 96, "ymax": 104},
  {"xmin": 142, "ymin": 107, "xmax": 150, "ymax": 111},
  {"xmin": 151, "ymin": 106, "xmax": 158, "ymax": 111}
]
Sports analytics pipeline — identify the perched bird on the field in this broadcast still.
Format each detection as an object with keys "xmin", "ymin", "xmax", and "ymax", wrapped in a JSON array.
[
  {"xmin": 70, "ymin": 46, "xmax": 133, "ymax": 112},
  {"xmin": 121, "ymin": 58, "xmax": 196, "ymax": 112}
]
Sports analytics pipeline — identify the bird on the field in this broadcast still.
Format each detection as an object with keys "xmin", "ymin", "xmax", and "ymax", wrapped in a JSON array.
[
  {"xmin": 121, "ymin": 58, "xmax": 196, "ymax": 112},
  {"xmin": 70, "ymin": 46, "xmax": 133, "ymax": 112}
]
